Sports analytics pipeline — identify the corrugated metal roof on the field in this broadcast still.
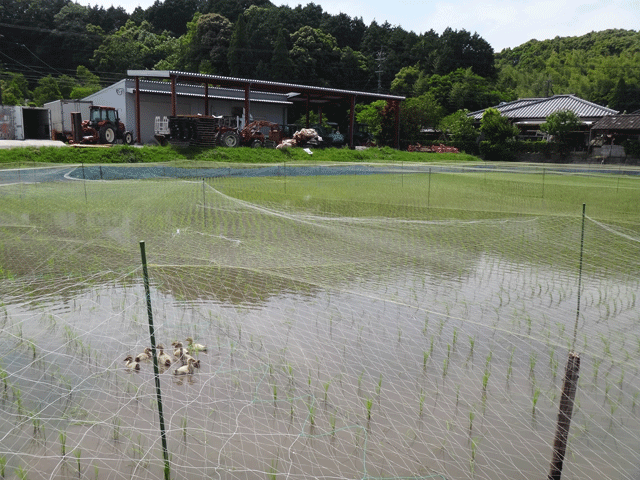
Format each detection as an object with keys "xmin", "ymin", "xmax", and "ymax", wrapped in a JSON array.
[
  {"xmin": 469, "ymin": 95, "xmax": 618, "ymax": 120},
  {"xmin": 127, "ymin": 70, "xmax": 406, "ymax": 102},
  {"xmin": 592, "ymin": 114, "xmax": 640, "ymax": 130}
]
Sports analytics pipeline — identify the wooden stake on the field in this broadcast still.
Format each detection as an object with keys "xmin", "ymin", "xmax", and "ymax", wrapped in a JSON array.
[{"xmin": 548, "ymin": 351, "xmax": 580, "ymax": 480}]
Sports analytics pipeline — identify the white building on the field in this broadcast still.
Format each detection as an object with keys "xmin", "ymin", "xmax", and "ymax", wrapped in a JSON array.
[{"xmin": 83, "ymin": 78, "xmax": 293, "ymax": 144}]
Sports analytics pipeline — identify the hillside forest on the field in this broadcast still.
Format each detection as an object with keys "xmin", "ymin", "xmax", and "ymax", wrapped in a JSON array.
[{"xmin": 2, "ymin": 0, "xmax": 640, "ymax": 144}]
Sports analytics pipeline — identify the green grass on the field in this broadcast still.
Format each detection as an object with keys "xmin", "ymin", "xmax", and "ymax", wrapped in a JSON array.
[{"xmin": 0, "ymin": 144, "xmax": 480, "ymax": 166}]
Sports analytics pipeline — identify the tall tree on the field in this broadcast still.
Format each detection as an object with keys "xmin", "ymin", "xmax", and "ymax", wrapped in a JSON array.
[
  {"xmin": 32, "ymin": 75, "xmax": 63, "ymax": 106},
  {"xmin": 144, "ymin": 0, "xmax": 199, "ymax": 36},
  {"xmin": 269, "ymin": 29, "xmax": 294, "ymax": 82},
  {"xmin": 435, "ymin": 28, "xmax": 496, "ymax": 78},
  {"xmin": 228, "ymin": 14, "xmax": 252, "ymax": 77},
  {"xmin": 319, "ymin": 13, "xmax": 366, "ymax": 50},
  {"xmin": 91, "ymin": 20, "xmax": 175, "ymax": 75},
  {"xmin": 289, "ymin": 26, "xmax": 339, "ymax": 86},
  {"xmin": 194, "ymin": 13, "xmax": 234, "ymax": 75}
]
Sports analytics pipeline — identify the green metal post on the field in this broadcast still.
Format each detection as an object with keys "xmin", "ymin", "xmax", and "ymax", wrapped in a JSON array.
[
  {"xmin": 427, "ymin": 167, "xmax": 431, "ymax": 209},
  {"xmin": 139, "ymin": 241, "xmax": 171, "ymax": 480}
]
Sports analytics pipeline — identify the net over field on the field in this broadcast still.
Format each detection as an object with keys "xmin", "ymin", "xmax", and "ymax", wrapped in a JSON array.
[{"xmin": 1, "ymin": 165, "xmax": 640, "ymax": 480}]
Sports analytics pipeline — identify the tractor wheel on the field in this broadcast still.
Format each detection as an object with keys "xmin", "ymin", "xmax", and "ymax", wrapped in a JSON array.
[
  {"xmin": 99, "ymin": 125, "xmax": 116, "ymax": 144},
  {"xmin": 122, "ymin": 131, "xmax": 134, "ymax": 145},
  {"xmin": 220, "ymin": 131, "xmax": 240, "ymax": 148},
  {"xmin": 250, "ymin": 139, "xmax": 263, "ymax": 148}
]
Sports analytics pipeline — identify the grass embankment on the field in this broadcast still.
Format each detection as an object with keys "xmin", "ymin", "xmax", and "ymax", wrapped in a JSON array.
[{"xmin": 0, "ymin": 144, "xmax": 480, "ymax": 166}]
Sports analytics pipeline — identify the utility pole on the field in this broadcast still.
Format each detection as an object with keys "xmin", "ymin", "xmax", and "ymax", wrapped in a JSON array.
[
  {"xmin": 545, "ymin": 79, "xmax": 554, "ymax": 97},
  {"xmin": 376, "ymin": 49, "xmax": 386, "ymax": 93}
]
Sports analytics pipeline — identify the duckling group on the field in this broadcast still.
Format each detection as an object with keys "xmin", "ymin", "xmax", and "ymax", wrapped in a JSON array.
[{"xmin": 123, "ymin": 338, "xmax": 208, "ymax": 375}]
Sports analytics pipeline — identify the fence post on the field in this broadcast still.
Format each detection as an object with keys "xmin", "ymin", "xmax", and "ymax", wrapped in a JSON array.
[{"xmin": 139, "ymin": 241, "xmax": 171, "ymax": 480}]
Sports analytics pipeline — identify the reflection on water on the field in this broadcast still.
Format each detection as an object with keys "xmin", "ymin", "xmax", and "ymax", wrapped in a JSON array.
[{"xmin": 1, "ymin": 246, "xmax": 639, "ymax": 480}]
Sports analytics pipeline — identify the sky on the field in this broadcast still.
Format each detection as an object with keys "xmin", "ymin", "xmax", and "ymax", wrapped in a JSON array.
[{"xmin": 80, "ymin": 0, "xmax": 639, "ymax": 52}]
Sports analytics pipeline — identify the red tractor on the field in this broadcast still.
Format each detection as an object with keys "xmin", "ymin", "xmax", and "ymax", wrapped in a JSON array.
[{"xmin": 81, "ymin": 106, "xmax": 133, "ymax": 145}]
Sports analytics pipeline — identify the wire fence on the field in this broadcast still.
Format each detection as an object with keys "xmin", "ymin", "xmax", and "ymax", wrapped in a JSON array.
[{"xmin": 1, "ymin": 165, "xmax": 639, "ymax": 480}]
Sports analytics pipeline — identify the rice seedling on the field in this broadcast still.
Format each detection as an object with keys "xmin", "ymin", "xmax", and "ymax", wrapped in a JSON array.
[
  {"xmin": 470, "ymin": 437, "xmax": 479, "ymax": 475},
  {"xmin": 30, "ymin": 412, "xmax": 43, "ymax": 439},
  {"xmin": 268, "ymin": 455, "xmax": 279, "ymax": 480},
  {"xmin": 12, "ymin": 386, "xmax": 24, "ymax": 417},
  {"xmin": 418, "ymin": 388, "xmax": 425, "ymax": 417},
  {"xmin": 0, "ymin": 455, "xmax": 6, "ymax": 478},
  {"xmin": 593, "ymin": 358, "xmax": 602, "ymax": 383},
  {"xmin": 15, "ymin": 465, "xmax": 28, "ymax": 480},
  {"xmin": 112, "ymin": 417, "xmax": 121, "ymax": 442},
  {"xmin": 376, "ymin": 374, "xmax": 382, "ymax": 397},
  {"xmin": 323, "ymin": 380, "xmax": 331, "ymax": 404},
  {"xmin": 467, "ymin": 335, "xmax": 475, "ymax": 362},
  {"xmin": 482, "ymin": 368, "xmax": 490, "ymax": 394},
  {"xmin": 469, "ymin": 408, "xmax": 475, "ymax": 435},
  {"xmin": 442, "ymin": 356, "xmax": 449, "ymax": 379},
  {"xmin": 181, "ymin": 416, "xmax": 188, "ymax": 441},
  {"xmin": 452, "ymin": 328, "xmax": 458, "ymax": 351},
  {"xmin": 529, "ymin": 353, "xmax": 537, "ymax": 378},
  {"xmin": 532, "ymin": 387, "xmax": 541, "ymax": 418},
  {"xmin": 423, "ymin": 350, "xmax": 429, "ymax": 370},
  {"xmin": 307, "ymin": 402, "xmax": 315, "ymax": 428},
  {"xmin": 365, "ymin": 397, "xmax": 373, "ymax": 424},
  {"xmin": 272, "ymin": 382, "xmax": 277, "ymax": 407},
  {"xmin": 74, "ymin": 449, "xmax": 81, "ymax": 478},
  {"xmin": 59, "ymin": 431, "xmax": 67, "ymax": 457}
]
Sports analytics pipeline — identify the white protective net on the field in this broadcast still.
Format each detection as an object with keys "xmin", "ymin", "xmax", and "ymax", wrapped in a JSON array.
[{"xmin": 1, "ymin": 163, "xmax": 640, "ymax": 480}]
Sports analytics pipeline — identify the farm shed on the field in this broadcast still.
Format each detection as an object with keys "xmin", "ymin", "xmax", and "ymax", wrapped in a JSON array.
[
  {"xmin": 83, "ymin": 78, "xmax": 295, "ymax": 145},
  {"xmin": 0, "ymin": 105, "xmax": 50, "ymax": 140},
  {"xmin": 590, "ymin": 114, "xmax": 640, "ymax": 143},
  {"xmin": 469, "ymin": 94, "xmax": 618, "ymax": 144},
  {"xmin": 127, "ymin": 70, "xmax": 405, "ymax": 148}
]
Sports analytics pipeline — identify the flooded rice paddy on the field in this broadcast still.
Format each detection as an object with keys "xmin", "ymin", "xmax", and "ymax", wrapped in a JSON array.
[{"xmin": 1, "ymin": 172, "xmax": 640, "ymax": 480}]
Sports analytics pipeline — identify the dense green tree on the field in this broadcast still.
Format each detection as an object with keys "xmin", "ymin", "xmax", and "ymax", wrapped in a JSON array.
[
  {"xmin": 355, "ymin": 100, "xmax": 386, "ymax": 140},
  {"xmin": 320, "ymin": 13, "xmax": 366, "ymax": 50},
  {"xmin": 32, "ymin": 75, "xmax": 63, "ymax": 106},
  {"xmin": 202, "ymin": 0, "xmax": 273, "ymax": 23},
  {"xmin": 539, "ymin": 110, "xmax": 582, "ymax": 154},
  {"xmin": 479, "ymin": 107, "xmax": 519, "ymax": 160},
  {"xmin": 438, "ymin": 110, "xmax": 479, "ymax": 153},
  {"xmin": 411, "ymin": 29, "xmax": 440, "ymax": 74},
  {"xmin": 195, "ymin": 13, "xmax": 234, "ymax": 75},
  {"xmin": 399, "ymin": 92, "xmax": 445, "ymax": 147},
  {"xmin": 87, "ymin": 5, "xmax": 129, "ymax": 33},
  {"xmin": 91, "ymin": 20, "xmax": 175, "ymax": 75},
  {"xmin": 269, "ymin": 29, "xmax": 294, "ymax": 82},
  {"xmin": 334, "ymin": 47, "xmax": 370, "ymax": 90},
  {"xmin": 228, "ymin": 14, "xmax": 252, "ymax": 77},
  {"xmin": 289, "ymin": 26, "xmax": 339, "ymax": 86},
  {"xmin": 0, "ymin": 73, "xmax": 30, "ymax": 106},
  {"xmin": 415, "ymin": 68, "xmax": 511, "ymax": 114},
  {"xmin": 390, "ymin": 64, "xmax": 421, "ymax": 96},
  {"xmin": 434, "ymin": 28, "xmax": 496, "ymax": 78},
  {"xmin": 69, "ymin": 65, "xmax": 102, "ymax": 98},
  {"xmin": 144, "ymin": 0, "xmax": 199, "ymax": 36}
]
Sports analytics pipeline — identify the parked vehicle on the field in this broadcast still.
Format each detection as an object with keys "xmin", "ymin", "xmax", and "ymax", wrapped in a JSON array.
[
  {"xmin": 50, "ymin": 102, "xmax": 133, "ymax": 145},
  {"xmin": 156, "ymin": 115, "xmax": 244, "ymax": 147}
]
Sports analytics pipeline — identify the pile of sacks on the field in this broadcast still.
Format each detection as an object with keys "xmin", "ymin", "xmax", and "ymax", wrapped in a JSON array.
[{"xmin": 277, "ymin": 128, "xmax": 321, "ymax": 149}]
